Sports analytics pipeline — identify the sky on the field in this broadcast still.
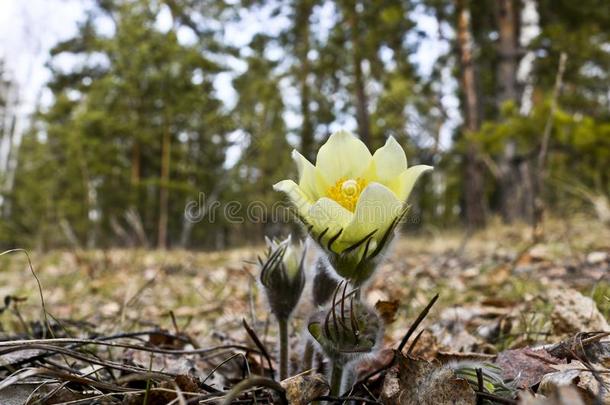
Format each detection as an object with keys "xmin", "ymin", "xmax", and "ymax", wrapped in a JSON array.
[
  {"xmin": 0, "ymin": 0, "xmax": 90, "ymax": 126},
  {"xmin": 0, "ymin": 0, "xmax": 458, "ymax": 168},
  {"xmin": 0, "ymin": 0, "xmax": 90, "ymax": 173}
]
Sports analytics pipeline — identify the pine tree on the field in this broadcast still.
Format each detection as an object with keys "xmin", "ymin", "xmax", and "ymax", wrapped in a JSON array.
[{"xmin": 7, "ymin": 0, "xmax": 230, "ymax": 248}]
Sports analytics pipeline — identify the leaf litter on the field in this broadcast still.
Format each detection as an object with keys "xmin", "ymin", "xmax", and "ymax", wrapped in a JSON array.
[{"xmin": 0, "ymin": 219, "xmax": 608, "ymax": 403}]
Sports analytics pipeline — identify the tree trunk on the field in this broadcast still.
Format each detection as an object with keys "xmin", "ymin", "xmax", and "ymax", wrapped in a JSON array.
[
  {"xmin": 347, "ymin": 0, "xmax": 371, "ymax": 148},
  {"xmin": 131, "ymin": 141, "xmax": 140, "ymax": 185},
  {"xmin": 517, "ymin": 0, "xmax": 540, "ymax": 115},
  {"xmin": 0, "ymin": 79, "xmax": 18, "ymax": 217},
  {"xmin": 456, "ymin": 0, "xmax": 486, "ymax": 228},
  {"xmin": 179, "ymin": 198, "xmax": 194, "ymax": 249},
  {"xmin": 496, "ymin": 0, "xmax": 529, "ymax": 223},
  {"xmin": 1, "ymin": 115, "xmax": 16, "ymax": 219},
  {"xmin": 158, "ymin": 125, "xmax": 171, "ymax": 249},
  {"xmin": 129, "ymin": 140, "xmax": 143, "ymax": 245},
  {"xmin": 296, "ymin": 0, "xmax": 315, "ymax": 161},
  {"xmin": 496, "ymin": 0, "xmax": 518, "ymax": 105}
]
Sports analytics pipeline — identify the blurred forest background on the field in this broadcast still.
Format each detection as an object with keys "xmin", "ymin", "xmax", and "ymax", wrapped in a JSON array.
[{"xmin": 0, "ymin": 0, "xmax": 608, "ymax": 250}]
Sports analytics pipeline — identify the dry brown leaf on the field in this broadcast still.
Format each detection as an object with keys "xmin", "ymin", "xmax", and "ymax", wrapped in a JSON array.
[
  {"xmin": 280, "ymin": 372, "xmax": 328, "ymax": 405},
  {"xmin": 539, "ymin": 361, "xmax": 610, "ymax": 404},
  {"xmin": 495, "ymin": 347, "xmax": 564, "ymax": 388},
  {"xmin": 0, "ymin": 349, "xmax": 45, "ymax": 368},
  {"xmin": 437, "ymin": 351, "xmax": 496, "ymax": 363},
  {"xmin": 407, "ymin": 329, "xmax": 440, "ymax": 360},
  {"xmin": 547, "ymin": 288, "xmax": 609, "ymax": 335},
  {"xmin": 0, "ymin": 384, "xmax": 49, "ymax": 405},
  {"xmin": 123, "ymin": 374, "xmax": 202, "ymax": 405},
  {"xmin": 148, "ymin": 329, "xmax": 186, "ymax": 349},
  {"xmin": 518, "ymin": 385, "xmax": 586, "ymax": 405},
  {"xmin": 375, "ymin": 299, "xmax": 400, "ymax": 324},
  {"xmin": 484, "ymin": 264, "xmax": 512, "ymax": 285},
  {"xmin": 586, "ymin": 251, "xmax": 608, "ymax": 265},
  {"xmin": 355, "ymin": 347, "xmax": 395, "ymax": 379},
  {"xmin": 432, "ymin": 323, "xmax": 482, "ymax": 353},
  {"xmin": 380, "ymin": 353, "xmax": 476, "ymax": 405}
]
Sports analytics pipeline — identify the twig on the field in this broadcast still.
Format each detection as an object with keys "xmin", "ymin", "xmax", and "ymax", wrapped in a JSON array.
[
  {"xmin": 46, "ymin": 387, "xmax": 220, "ymax": 405},
  {"xmin": 474, "ymin": 391, "xmax": 518, "ymax": 405},
  {"xmin": 537, "ymin": 52, "xmax": 568, "ymax": 173},
  {"xmin": 242, "ymin": 318, "xmax": 275, "ymax": 380},
  {"xmin": 142, "ymin": 353, "xmax": 154, "ymax": 405},
  {"xmin": 0, "ymin": 367, "xmax": 135, "ymax": 393},
  {"xmin": 532, "ymin": 52, "xmax": 568, "ymax": 241},
  {"xmin": 397, "ymin": 293, "xmax": 440, "ymax": 352},
  {"xmin": 0, "ymin": 343, "xmax": 174, "ymax": 379},
  {"xmin": 313, "ymin": 395, "xmax": 381, "ymax": 404},
  {"xmin": 202, "ymin": 353, "xmax": 250, "ymax": 385},
  {"xmin": 0, "ymin": 330, "xmax": 247, "ymax": 374},
  {"xmin": 220, "ymin": 376, "xmax": 287, "ymax": 405},
  {"xmin": 0, "ymin": 249, "xmax": 52, "ymax": 339},
  {"xmin": 406, "ymin": 329, "xmax": 425, "ymax": 356},
  {"xmin": 476, "ymin": 368, "xmax": 485, "ymax": 405},
  {"xmin": 0, "ymin": 337, "xmax": 258, "ymax": 357}
]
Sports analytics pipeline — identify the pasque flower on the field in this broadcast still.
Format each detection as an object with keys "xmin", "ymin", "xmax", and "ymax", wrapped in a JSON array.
[
  {"xmin": 258, "ymin": 235, "xmax": 306, "ymax": 381},
  {"xmin": 307, "ymin": 281, "xmax": 382, "ymax": 396},
  {"xmin": 274, "ymin": 130, "xmax": 432, "ymax": 284},
  {"xmin": 259, "ymin": 235, "xmax": 306, "ymax": 321}
]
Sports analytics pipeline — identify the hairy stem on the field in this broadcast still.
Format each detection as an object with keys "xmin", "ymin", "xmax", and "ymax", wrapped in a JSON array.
[
  {"xmin": 329, "ymin": 361, "xmax": 344, "ymax": 398},
  {"xmin": 303, "ymin": 340, "xmax": 314, "ymax": 372},
  {"xmin": 279, "ymin": 318, "xmax": 289, "ymax": 380},
  {"xmin": 343, "ymin": 366, "xmax": 356, "ymax": 396}
]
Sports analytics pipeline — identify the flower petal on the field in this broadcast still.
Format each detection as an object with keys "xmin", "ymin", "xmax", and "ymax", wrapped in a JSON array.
[
  {"xmin": 342, "ymin": 182, "xmax": 402, "ymax": 246},
  {"xmin": 273, "ymin": 180, "xmax": 313, "ymax": 218},
  {"xmin": 394, "ymin": 165, "xmax": 433, "ymax": 202},
  {"xmin": 369, "ymin": 136, "xmax": 407, "ymax": 184},
  {"xmin": 316, "ymin": 130, "xmax": 372, "ymax": 184},
  {"xmin": 292, "ymin": 150, "xmax": 327, "ymax": 200},
  {"xmin": 306, "ymin": 197, "xmax": 353, "ymax": 242}
]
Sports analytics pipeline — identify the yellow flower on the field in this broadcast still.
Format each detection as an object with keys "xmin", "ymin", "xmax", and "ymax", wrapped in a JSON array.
[{"xmin": 274, "ymin": 130, "xmax": 432, "ymax": 284}]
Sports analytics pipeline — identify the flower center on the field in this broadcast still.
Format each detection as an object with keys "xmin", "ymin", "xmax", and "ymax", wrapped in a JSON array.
[{"xmin": 327, "ymin": 177, "xmax": 367, "ymax": 212}]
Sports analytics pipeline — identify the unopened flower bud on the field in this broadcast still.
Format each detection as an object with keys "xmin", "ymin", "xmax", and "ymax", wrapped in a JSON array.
[
  {"xmin": 312, "ymin": 257, "xmax": 339, "ymax": 307},
  {"xmin": 307, "ymin": 281, "xmax": 382, "ymax": 366},
  {"xmin": 259, "ymin": 235, "xmax": 306, "ymax": 321}
]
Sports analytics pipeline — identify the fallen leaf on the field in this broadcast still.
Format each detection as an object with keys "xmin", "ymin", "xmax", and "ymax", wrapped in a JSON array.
[
  {"xmin": 380, "ymin": 353, "xmax": 476, "ymax": 405},
  {"xmin": 586, "ymin": 251, "xmax": 608, "ymax": 265},
  {"xmin": 355, "ymin": 347, "xmax": 395, "ymax": 379},
  {"xmin": 547, "ymin": 288, "xmax": 609, "ymax": 335},
  {"xmin": 0, "ymin": 384, "xmax": 47, "ymax": 405},
  {"xmin": 495, "ymin": 347, "xmax": 564, "ymax": 388},
  {"xmin": 0, "ymin": 349, "xmax": 45, "ymax": 368},
  {"xmin": 518, "ymin": 385, "xmax": 586, "ymax": 405},
  {"xmin": 407, "ymin": 329, "xmax": 439, "ymax": 360},
  {"xmin": 539, "ymin": 361, "xmax": 610, "ymax": 404},
  {"xmin": 484, "ymin": 264, "xmax": 511, "ymax": 286},
  {"xmin": 148, "ymin": 329, "xmax": 186, "ymax": 349},
  {"xmin": 376, "ymin": 300, "xmax": 400, "ymax": 324},
  {"xmin": 280, "ymin": 372, "xmax": 328, "ymax": 405}
]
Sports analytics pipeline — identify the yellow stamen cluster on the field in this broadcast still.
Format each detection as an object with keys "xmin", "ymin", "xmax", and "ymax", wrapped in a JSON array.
[{"xmin": 326, "ymin": 177, "xmax": 368, "ymax": 212}]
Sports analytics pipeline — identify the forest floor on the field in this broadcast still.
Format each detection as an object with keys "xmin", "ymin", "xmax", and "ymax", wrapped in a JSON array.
[{"xmin": 0, "ymin": 214, "xmax": 609, "ymax": 404}]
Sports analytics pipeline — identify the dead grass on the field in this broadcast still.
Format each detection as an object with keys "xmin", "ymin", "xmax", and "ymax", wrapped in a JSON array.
[
  {"xmin": 0, "ymin": 215, "xmax": 607, "ymax": 346},
  {"xmin": 0, "ymin": 216, "xmax": 608, "ymax": 403}
]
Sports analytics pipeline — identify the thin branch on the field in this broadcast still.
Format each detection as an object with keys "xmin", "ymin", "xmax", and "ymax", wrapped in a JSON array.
[
  {"xmin": 242, "ymin": 318, "xmax": 275, "ymax": 380},
  {"xmin": 220, "ymin": 376, "xmax": 287, "ymax": 405},
  {"xmin": 538, "ymin": 52, "xmax": 568, "ymax": 173},
  {"xmin": 397, "ymin": 293, "xmax": 440, "ymax": 352}
]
